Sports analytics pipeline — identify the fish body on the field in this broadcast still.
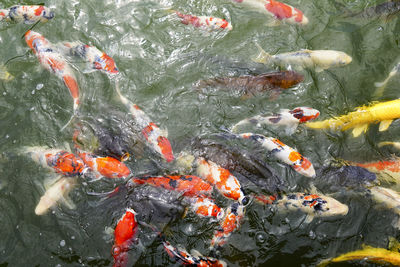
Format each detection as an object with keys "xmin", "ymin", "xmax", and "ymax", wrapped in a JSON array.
[
  {"xmin": 174, "ymin": 11, "xmax": 232, "ymax": 31},
  {"xmin": 163, "ymin": 240, "xmax": 227, "ymax": 267},
  {"xmin": 370, "ymin": 186, "xmax": 400, "ymax": 215},
  {"xmin": 0, "ymin": 65, "xmax": 13, "ymax": 81},
  {"xmin": 128, "ymin": 175, "xmax": 213, "ymax": 198},
  {"xmin": 354, "ymin": 159, "xmax": 400, "ymax": 184},
  {"xmin": 195, "ymin": 157, "xmax": 247, "ymax": 204},
  {"xmin": 78, "ymin": 152, "xmax": 130, "ymax": 179},
  {"xmin": 25, "ymin": 30, "xmax": 80, "ymax": 112},
  {"xmin": 0, "ymin": 5, "xmax": 54, "ymax": 24},
  {"xmin": 253, "ymin": 43, "xmax": 352, "ymax": 72},
  {"xmin": 318, "ymin": 245, "xmax": 400, "ymax": 267},
  {"xmin": 25, "ymin": 146, "xmax": 85, "ymax": 177},
  {"xmin": 185, "ymin": 196, "xmax": 225, "ymax": 220},
  {"xmin": 115, "ymin": 83, "xmax": 174, "ymax": 162},
  {"xmin": 306, "ymin": 99, "xmax": 400, "ymax": 137},
  {"xmin": 233, "ymin": 0, "xmax": 308, "ymax": 25},
  {"xmin": 60, "ymin": 41, "xmax": 119, "ymax": 75},
  {"xmin": 239, "ymin": 133, "xmax": 315, "ymax": 177},
  {"xmin": 374, "ymin": 62, "xmax": 400, "ymax": 97},
  {"xmin": 232, "ymin": 107, "xmax": 319, "ymax": 134},
  {"xmin": 210, "ymin": 202, "xmax": 245, "ymax": 249},
  {"xmin": 112, "ymin": 209, "xmax": 138, "ymax": 267},
  {"xmin": 35, "ymin": 177, "xmax": 77, "ymax": 215},
  {"xmin": 254, "ymin": 192, "xmax": 349, "ymax": 218}
]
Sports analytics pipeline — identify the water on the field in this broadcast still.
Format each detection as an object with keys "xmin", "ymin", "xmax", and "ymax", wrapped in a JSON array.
[{"xmin": 1, "ymin": 0, "xmax": 400, "ymax": 266}]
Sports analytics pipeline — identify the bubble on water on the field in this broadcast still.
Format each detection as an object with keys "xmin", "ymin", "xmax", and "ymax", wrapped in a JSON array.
[
  {"xmin": 309, "ymin": 230, "xmax": 316, "ymax": 240},
  {"xmin": 71, "ymin": 236, "xmax": 75, "ymax": 240},
  {"xmin": 31, "ymin": 90, "xmax": 35, "ymax": 95},
  {"xmin": 12, "ymin": 140, "xmax": 16, "ymax": 144},
  {"xmin": 2, "ymin": 92, "xmax": 6, "ymax": 96},
  {"xmin": 39, "ymin": 232, "xmax": 42, "ymax": 236},
  {"xmin": 255, "ymin": 231, "xmax": 267, "ymax": 245},
  {"xmin": 36, "ymin": 84, "xmax": 44, "ymax": 90},
  {"xmin": 60, "ymin": 240, "xmax": 66, "ymax": 247},
  {"xmin": 30, "ymin": 107, "xmax": 35, "ymax": 111},
  {"xmin": 5, "ymin": 135, "xmax": 9, "ymax": 139}
]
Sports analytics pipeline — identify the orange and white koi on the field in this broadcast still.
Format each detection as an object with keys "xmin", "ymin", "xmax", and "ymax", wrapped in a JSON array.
[
  {"xmin": 232, "ymin": 107, "xmax": 320, "ymax": 134},
  {"xmin": 112, "ymin": 208, "xmax": 138, "ymax": 267},
  {"xmin": 25, "ymin": 30, "xmax": 80, "ymax": 113},
  {"xmin": 173, "ymin": 10, "xmax": 232, "ymax": 31},
  {"xmin": 59, "ymin": 41, "xmax": 118, "ymax": 75},
  {"xmin": 254, "ymin": 192, "xmax": 348, "ymax": 222},
  {"xmin": 163, "ymin": 240, "xmax": 227, "ymax": 267},
  {"xmin": 78, "ymin": 152, "xmax": 130, "ymax": 179},
  {"xmin": 35, "ymin": 177, "xmax": 77, "ymax": 215},
  {"xmin": 0, "ymin": 5, "xmax": 54, "ymax": 24},
  {"xmin": 186, "ymin": 196, "xmax": 225, "ymax": 220},
  {"xmin": 232, "ymin": 0, "xmax": 308, "ymax": 26},
  {"xmin": 353, "ymin": 159, "xmax": 400, "ymax": 184},
  {"xmin": 128, "ymin": 175, "xmax": 213, "ymax": 198},
  {"xmin": 24, "ymin": 146, "xmax": 85, "ymax": 177},
  {"xmin": 210, "ymin": 202, "xmax": 245, "ymax": 249},
  {"xmin": 195, "ymin": 157, "xmax": 247, "ymax": 204},
  {"xmin": 115, "ymin": 82, "xmax": 174, "ymax": 162},
  {"xmin": 239, "ymin": 133, "xmax": 315, "ymax": 177}
]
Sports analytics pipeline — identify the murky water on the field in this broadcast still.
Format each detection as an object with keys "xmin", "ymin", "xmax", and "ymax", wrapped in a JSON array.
[{"xmin": 1, "ymin": 0, "xmax": 400, "ymax": 266}]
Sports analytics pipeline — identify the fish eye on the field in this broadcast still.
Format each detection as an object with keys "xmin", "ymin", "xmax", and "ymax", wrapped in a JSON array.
[{"xmin": 121, "ymin": 153, "xmax": 130, "ymax": 161}]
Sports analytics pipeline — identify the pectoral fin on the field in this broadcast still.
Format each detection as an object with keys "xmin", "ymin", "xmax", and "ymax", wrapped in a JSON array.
[
  {"xmin": 379, "ymin": 120, "xmax": 393, "ymax": 132},
  {"xmin": 315, "ymin": 67, "xmax": 324, "ymax": 73},
  {"xmin": 351, "ymin": 124, "xmax": 369, "ymax": 137},
  {"xmin": 61, "ymin": 195, "xmax": 76, "ymax": 210},
  {"xmin": 304, "ymin": 215, "xmax": 314, "ymax": 224},
  {"xmin": 265, "ymin": 20, "xmax": 281, "ymax": 27}
]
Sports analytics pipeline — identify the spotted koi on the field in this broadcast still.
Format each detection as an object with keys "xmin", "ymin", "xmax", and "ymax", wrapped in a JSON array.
[
  {"xmin": 173, "ymin": 10, "xmax": 232, "ymax": 31},
  {"xmin": 25, "ymin": 30, "xmax": 80, "ymax": 113},
  {"xmin": 239, "ymin": 133, "xmax": 315, "ymax": 177},
  {"xmin": 78, "ymin": 152, "xmax": 131, "ymax": 179},
  {"xmin": 112, "ymin": 209, "xmax": 138, "ymax": 267},
  {"xmin": 186, "ymin": 196, "xmax": 225, "ymax": 220},
  {"xmin": 0, "ymin": 5, "xmax": 54, "ymax": 24}
]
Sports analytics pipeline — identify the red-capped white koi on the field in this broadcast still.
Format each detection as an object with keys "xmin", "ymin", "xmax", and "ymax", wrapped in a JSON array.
[
  {"xmin": 25, "ymin": 30, "xmax": 80, "ymax": 113},
  {"xmin": 173, "ymin": 10, "xmax": 232, "ymax": 31},
  {"xmin": 24, "ymin": 146, "xmax": 85, "ymax": 177},
  {"xmin": 210, "ymin": 202, "xmax": 245, "ymax": 249},
  {"xmin": 239, "ymin": 133, "xmax": 315, "ymax": 177},
  {"xmin": 163, "ymin": 240, "xmax": 227, "ymax": 267},
  {"xmin": 59, "ymin": 41, "xmax": 118, "ymax": 75},
  {"xmin": 232, "ymin": 0, "xmax": 308, "ymax": 26},
  {"xmin": 115, "ymin": 82, "xmax": 174, "ymax": 162},
  {"xmin": 195, "ymin": 157, "xmax": 246, "ymax": 204},
  {"xmin": 0, "ymin": 5, "xmax": 54, "ymax": 24},
  {"xmin": 232, "ymin": 107, "xmax": 320, "ymax": 134},
  {"xmin": 185, "ymin": 196, "xmax": 225, "ymax": 220},
  {"xmin": 112, "ymin": 208, "xmax": 138, "ymax": 267},
  {"xmin": 78, "ymin": 152, "xmax": 131, "ymax": 179}
]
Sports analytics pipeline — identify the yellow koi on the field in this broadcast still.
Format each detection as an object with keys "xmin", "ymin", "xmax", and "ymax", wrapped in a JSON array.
[
  {"xmin": 306, "ymin": 99, "xmax": 400, "ymax": 137},
  {"xmin": 0, "ymin": 65, "xmax": 13, "ymax": 81}
]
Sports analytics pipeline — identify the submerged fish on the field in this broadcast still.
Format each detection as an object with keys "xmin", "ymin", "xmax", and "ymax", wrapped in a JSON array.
[
  {"xmin": 25, "ymin": 30, "xmax": 80, "ymax": 113},
  {"xmin": 112, "ymin": 209, "xmax": 138, "ymax": 267},
  {"xmin": 306, "ymin": 99, "xmax": 400, "ymax": 137},
  {"xmin": 59, "ymin": 41, "xmax": 119, "ymax": 75},
  {"xmin": 115, "ymin": 82, "xmax": 174, "ymax": 162},
  {"xmin": 374, "ymin": 62, "xmax": 400, "ymax": 97},
  {"xmin": 232, "ymin": 0, "xmax": 308, "ymax": 26},
  {"xmin": 370, "ymin": 186, "xmax": 400, "ymax": 215},
  {"xmin": 353, "ymin": 158, "xmax": 400, "ymax": 184},
  {"xmin": 197, "ymin": 71, "xmax": 303, "ymax": 98},
  {"xmin": 352, "ymin": 1, "xmax": 400, "ymax": 20},
  {"xmin": 254, "ymin": 192, "xmax": 348, "ymax": 222},
  {"xmin": 239, "ymin": 133, "xmax": 315, "ymax": 177},
  {"xmin": 163, "ymin": 240, "xmax": 227, "ymax": 267},
  {"xmin": 232, "ymin": 106, "xmax": 319, "ymax": 134},
  {"xmin": 0, "ymin": 5, "xmax": 54, "ymax": 24},
  {"xmin": 253, "ymin": 43, "xmax": 352, "ymax": 72},
  {"xmin": 78, "ymin": 152, "xmax": 131, "ymax": 179},
  {"xmin": 173, "ymin": 10, "xmax": 232, "ymax": 31},
  {"xmin": 35, "ymin": 177, "xmax": 77, "ymax": 215},
  {"xmin": 318, "ymin": 245, "xmax": 400, "ymax": 267},
  {"xmin": 0, "ymin": 64, "xmax": 13, "ymax": 81}
]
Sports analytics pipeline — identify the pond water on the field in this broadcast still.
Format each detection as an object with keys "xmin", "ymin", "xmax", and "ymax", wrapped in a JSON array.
[{"xmin": 1, "ymin": 0, "xmax": 400, "ymax": 266}]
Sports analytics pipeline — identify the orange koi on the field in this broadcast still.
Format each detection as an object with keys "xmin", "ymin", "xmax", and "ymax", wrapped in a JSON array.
[{"xmin": 78, "ymin": 152, "xmax": 131, "ymax": 179}]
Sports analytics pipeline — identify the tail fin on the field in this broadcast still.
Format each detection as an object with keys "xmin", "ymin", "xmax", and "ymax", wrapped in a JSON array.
[
  {"xmin": 378, "ymin": 141, "xmax": 400, "ymax": 150},
  {"xmin": 305, "ymin": 119, "xmax": 334, "ymax": 130},
  {"xmin": 114, "ymin": 79, "xmax": 130, "ymax": 107},
  {"xmin": 252, "ymin": 43, "xmax": 272, "ymax": 64}
]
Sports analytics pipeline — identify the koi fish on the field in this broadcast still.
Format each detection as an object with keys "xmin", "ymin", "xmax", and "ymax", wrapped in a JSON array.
[
  {"xmin": 185, "ymin": 196, "xmax": 225, "ymax": 220},
  {"xmin": 0, "ymin": 64, "xmax": 13, "ymax": 81},
  {"xmin": 163, "ymin": 240, "xmax": 227, "ymax": 267},
  {"xmin": 232, "ymin": 107, "xmax": 319, "ymax": 134},
  {"xmin": 210, "ymin": 202, "xmax": 245, "ymax": 249},
  {"xmin": 0, "ymin": 5, "xmax": 54, "ymax": 24},
  {"xmin": 78, "ymin": 152, "xmax": 131, "ymax": 179},
  {"xmin": 374, "ymin": 62, "xmax": 400, "ymax": 97},
  {"xmin": 254, "ymin": 192, "xmax": 348, "ymax": 222},
  {"xmin": 115, "ymin": 82, "xmax": 174, "ymax": 162},
  {"xmin": 196, "ymin": 71, "xmax": 303, "ymax": 99},
  {"xmin": 370, "ymin": 186, "xmax": 400, "ymax": 214},
  {"xmin": 195, "ymin": 157, "xmax": 247, "ymax": 204},
  {"xmin": 352, "ymin": 158, "xmax": 400, "ymax": 184},
  {"xmin": 59, "ymin": 41, "xmax": 118, "ymax": 75},
  {"xmin": 128, "ymin": 175, "xmax": 213, "ymax": 198},
  {"xmin": 24, "ymin": 146, "xmax": 85, "ymax": 177},
  {"xmin": 350, "ymin": 1, "xmax": 400, "ymax": 20},
  {"xmin": 253, "ymin": 43, "xmax": 352, "ymax": 72},
  {"xmin": 25, "ymin": 30, "xmax": 80, "ymax": 113},
  {"xmin": 112, "ymin": 209, "xmax": 138, "ymax": 267},
  {"xmin": 35, "ymin": 177, "xmax": 77, "ymax": 215},
  {"xmin": 239, "ymin": 133, "xmax": 315, "ymax": 177},
  {"xmin": 173, "ymin": 10, "xmax": 232, "ymax": 31},
  {"xmin": 305, "ymin": 99, "xmax": 400, "ymax": 137},
  {"xmin": 379, "ymin": 141, "xmax": 400, "ymax": 150},
  {"xmin": 232, "ymin": 0, "xmax": 308, "ymax": 26}
]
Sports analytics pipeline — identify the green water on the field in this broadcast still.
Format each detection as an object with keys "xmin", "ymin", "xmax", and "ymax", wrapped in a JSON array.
[{"xmin": 1, "ymin": 0, "xmax": 400, "ymax": 266}]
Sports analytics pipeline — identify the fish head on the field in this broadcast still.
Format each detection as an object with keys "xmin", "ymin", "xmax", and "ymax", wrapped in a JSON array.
[
  {"xmin": 337, "ymin": 52, "xmax": 352, "ymax": 66},
  {"xmin": 157, "ymin": 136, "xmax": 174, "ymax": 162},
  {"xmin": 263, "ymin": 71, "xmax": 304, "ymax": 89},
  {"xmin": 290, "ymin": 107, "xmax": 320, "ymax": 123},
  {"xmin": 312, "ymin": 195, "xmax": 348, "ymax": 217},
  {"xmin": 38, "ymin": 6, "xmax": 55, "ymax": 21},
  {"xmin": 114, "ymin": 208, "xmax": 138, "ymax": 246},
  {"xmin": 102, "ymin": 53, "xmax": 119, "ymax": 74},
  {"xmin": 24, "ymin": 30, "xmax": 40, "ymax": 49},
  {"xmin": 300, "ymin": 15, "xmax": 309, "ymax": 25}
]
